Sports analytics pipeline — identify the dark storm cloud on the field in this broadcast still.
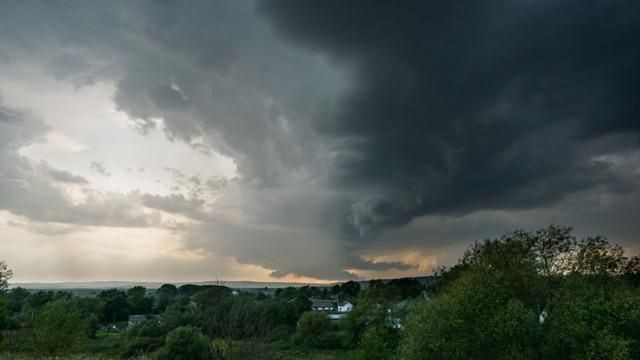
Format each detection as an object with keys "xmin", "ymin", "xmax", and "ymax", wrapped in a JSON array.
[
  {"xmin": 346, "ymin": 256, "xmax": 417, "ymax": 272},
  {"xmin": 261, "ymin": 0, "xmax": 640, "ymax": 237},
  {"xmin": 1, "ymin": 0, "xmax": 639, "ymax": 280}
]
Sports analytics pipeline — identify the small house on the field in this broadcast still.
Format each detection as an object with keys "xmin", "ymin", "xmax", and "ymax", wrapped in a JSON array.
[
  {"xmin": 310, "ymin": 299, "xmax": 336, "ymax": 312},
  {"xmin": 337, "ymin": 301, "xmax": 353, "ymax": 313}
]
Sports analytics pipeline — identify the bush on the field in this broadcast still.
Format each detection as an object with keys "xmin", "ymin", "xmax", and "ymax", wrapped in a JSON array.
[
  {"xmin": 157, "ymin": 326, "xmax": 211, "ymax": 360},
  {"xmin": 120, "ymin": 320, "xmax": 168, "ymax": 358},
  {"xmin": 297, "ymin": 311, "xmax": 331, "ymax": 338},
  {"xmin": 312, "ymin": 331, "xmax": 346, "ymax": 349},
  {"xmin": 120, "ymin": 335, "xmax": 165, "ymax": 358},
  {"xmin": 31, "ymin": 300, "xmax": 89, "ymax": 355},
  {"xmin": 351, "ymin": 327, "xmax": 394, "ymax": 360}
]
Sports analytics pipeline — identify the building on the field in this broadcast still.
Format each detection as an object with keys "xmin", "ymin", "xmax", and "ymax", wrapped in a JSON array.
[
  {"xmin": 128, "ymin": 315, "xmax": 146, "ymax": 328},
  {"xmin": 310, "ymin": 299, "xmax": 336, "ymax": 312},
  {"xmin": 128, "ymin": 314, "xmax": 160, "ymax": 328},
  {"xmin": 337, "ymin": 301, "xmax": 353, "ymax": 313}
]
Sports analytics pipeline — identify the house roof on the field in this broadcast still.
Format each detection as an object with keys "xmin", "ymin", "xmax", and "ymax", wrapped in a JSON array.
[{"xmin": 310, "ymin": 299, "xmax": 335, "ymax": 308}]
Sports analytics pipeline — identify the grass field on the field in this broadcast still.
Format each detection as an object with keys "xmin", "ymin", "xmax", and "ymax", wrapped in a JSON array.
[{"xmin": 1, "ymin": 331, "xmax": 351, "ymax": 359}]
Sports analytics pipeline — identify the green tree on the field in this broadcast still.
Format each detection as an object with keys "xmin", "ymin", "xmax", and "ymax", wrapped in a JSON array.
[
  {"xmin": 297, "ymin": 311, "xmax": 331, "ymax": 339},
  {"xmin": 400, "ymin": 226, "xmax": 640, "ymax": 360},
  {"xmin": 68, "ymin": 296, "xmax": 104, "ymax": 338},
  {"xmin": 157, "ymin": 326, "xmax": 211, "ymax": 360},
  {"xmin": 162, "ymin": 302, "xmax": 201, "ymax": 329},
  {"xmin": 6, "ymin": 287, "xmax": 30, "ymax": 314},
  {"xmin": 31, "ymin": 300, "xmax": 88, "ymax": 355},
  {"xmin": 388, "ymin": 278, "xmax": 423, "ymax": 299},
  {"xmin": 341, "ymin": 281, "xmax": 361, "ymax": 298},
  {"xmin": 121, "ymin": 319, "xmax": 168, "ymax": 358},
  {"xmin": 294, "ymin": 311, "xmax": 335, "ymax": 348},
  {"xmin": 542, "ymin": 276, "xmax": 640, "ymax": 359},
  {"xmin": 127, "ymin": 286, "xmax": 153, "ymax": 314},
  {"xmin": 0, "ymin": 261, "xmax": 12, "ymax": 293},
  {"xmin": 351, "ymin": 327, "xmax": 394, "ymax": 360},
  {"xmin": 99, "ymin": 288, "xmax": 129, "ymax": 323},
  {"xmin": 155, "ymin": 284, "xmax": 178, "ymax": 312},
  {"xmin": 0, "ymin": 296, "xmax": 6, "ymax": 343}
]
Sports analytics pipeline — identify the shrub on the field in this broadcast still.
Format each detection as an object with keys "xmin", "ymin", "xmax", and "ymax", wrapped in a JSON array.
[
  {"xmin": 157, "ymin": 326, "xmax": 211, "ymax": 360},
  {"xmin": 31, "ymin": 300, "xmax": 88, "ymax": 355}
]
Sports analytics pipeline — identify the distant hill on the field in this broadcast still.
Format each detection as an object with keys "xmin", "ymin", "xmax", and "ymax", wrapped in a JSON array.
[{"xmin": 12, "ymin": 276, "xmax": 435, "ymax": 291}]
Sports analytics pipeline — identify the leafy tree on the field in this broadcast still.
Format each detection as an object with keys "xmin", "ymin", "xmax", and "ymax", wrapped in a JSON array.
[
  {"xmin": 542, "ymin": 276, "xmax": 640, "ymax": 359},
  {"xmin": 341, "ymin": 280, "xmax": 361, "ymax": 298},
  {"xmin": 99, "ymin": 289, "xmax": 129, "ymax": 322},
  {"xmin": 0, "ymin": 261, "xmax": 12, "ymax": 293},
  {"xmin": 400, "ymin": 226, "xmax": 640, "ymax": 360},
  {"xmin": 568, "ymin": 236, "xmax": 626, "ymax": 275},
  {"xmin": 155, "ymin": 284, "xmax": 178, "ymax": 312},
  {"xmin": 0, "ymin": 296, "xmax": 6, "ymax": 345},
  {"xmin": 388, "ymin": 278, "xmax": 423, "ymax": 299},
  {"xmin": 127, "ymin": 286, "xmax": 153, "ymax": 314},
  {"xmin": 178, "ymin": 284, "xmax": 219, "ymax": 298},
  {"xmin": 624, "ymin": 255, "xmax": 640, "ymax": 286},
  {"xmin": 157, "ymin": 326, "xmax": 211, "ymax": 360},
  {"xmin": 351, "ymin": 327, "xmax": 394, "ymax": 360},
  {"xmin": 31, "ymin": 300, "xmax": 88, "ymax": 355},
  {"xmin": 294, "ymin": 311, "xmax": 333, "ymax": 348},
  {"xmin": 331, "ymin": 284, "xmax": 341, "ymax": 295},
  {"xmin": 121, "ymin": 319, "xmax": 167, "ymax": 358},
  {"xmin": 26, "ymin": 291, "xmax": 57, "ymax": 310},
  {"xmin": 162, "ymin": 302, "xmax": 201, "ymax": 330},
  {"xmin": 6, "ymin": 287, "xmax": 30, "ymax": 314},
  {"xmin": 297, "ymin": 311, "xmax": 331, "ymax": 338},
  {"xmin": 67, "ymin": 296, "xmax": 104, "ymax": 338}
]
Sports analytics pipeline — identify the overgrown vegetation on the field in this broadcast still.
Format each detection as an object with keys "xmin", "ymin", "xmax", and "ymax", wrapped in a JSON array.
[{"xmin": 1, "ymin": 226, "xmax": 639, "ymax": 359}]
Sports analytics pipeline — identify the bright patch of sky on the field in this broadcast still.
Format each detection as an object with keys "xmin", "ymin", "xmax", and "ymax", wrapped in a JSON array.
[{"xmin": 1, "ymin": 63, "xmax": 237, "ymax": 196}]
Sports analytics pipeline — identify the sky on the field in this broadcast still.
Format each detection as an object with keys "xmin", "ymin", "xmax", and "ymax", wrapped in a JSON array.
[{"xmin": 0, "ymin": 0, "xmax": 639, "ymax": 283}]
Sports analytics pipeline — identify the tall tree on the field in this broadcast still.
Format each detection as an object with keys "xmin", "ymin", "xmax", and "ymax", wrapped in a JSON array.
[
  {"xmin": 400, "ymin": 226, "xmax": 640, "ymax": 360},
  {"xmin": 0, "ymin": 261, "xmax": 12, "ymax": 293}
]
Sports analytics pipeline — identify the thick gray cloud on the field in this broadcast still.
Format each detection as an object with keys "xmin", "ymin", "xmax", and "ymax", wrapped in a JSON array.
[
  {"xmin": 261, "ymin": 0, "xmax": 640, "ymax": 238},
  {"xmin": 1, "ymin": 0, "xmax": 639, "ymax": 280}
]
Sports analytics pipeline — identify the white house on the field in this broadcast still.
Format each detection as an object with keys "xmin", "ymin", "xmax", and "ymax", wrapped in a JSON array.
[{"xmin": 337, "ymin": 301, "xmax": 353, "ymax": 313}]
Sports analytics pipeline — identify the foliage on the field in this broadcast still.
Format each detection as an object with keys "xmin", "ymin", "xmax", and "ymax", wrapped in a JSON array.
[
  {"xmin": 1, "ymin": 226, "xmax": 637, "ymax": 359},
  {"xmin": 99, "ymin": 289, "xmax": 130, "ymax": 323},
  {"xmin": 350, "ymin": 327, "xmax": 394, "ymax": 360},
  {"xmin": 294, "ymin": 311, "xmax": 343, "ymax": 349},
  {"xmin": 157, "ymin": 326, "xmax": 211, "ymax": 360},
  {"xmin": 127, "ymin": 286, "xmax": 154, "ymax": 315},
  {"xmin": 0, "ymin": 261, "xmax": 12, "ymax": 293},
  {"xmin": 0, "ymin": 296, "xmax": 6, "ymax": 330},
  {"xmin": 120, "ymin": 319, "xmax": 167, "ymax": 358},
  {"xmin": 162, "ymin": 302, "xmax": 201, "ymax": 329},
  {"xmin": 5, "ymin": 287, "xmax": 30, "ymax": 315},
  {"xmin": 400, "ymin": 225, "xmax": 640, "ymax": 360},
  {"xmin": 155, "ymin": 283, "xmax": 178, "ymax": 312},
  {"xmin": 67, "ymin": 296, "xmax": 104, "ymax": 338},
  {"xmin": 31, "ymin": 300, "xmax": 89, "ymax": 355}
]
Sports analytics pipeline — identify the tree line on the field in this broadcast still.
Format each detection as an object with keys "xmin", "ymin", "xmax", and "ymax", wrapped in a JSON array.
[{"xmin": 0, "ymin": 225, "xmax": 639, "ymax": 359}]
